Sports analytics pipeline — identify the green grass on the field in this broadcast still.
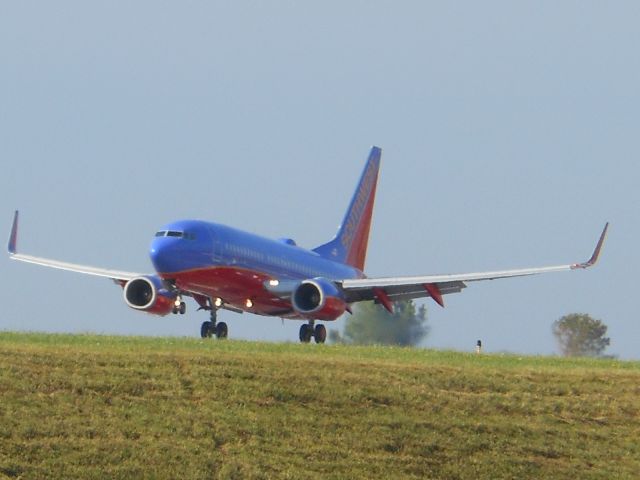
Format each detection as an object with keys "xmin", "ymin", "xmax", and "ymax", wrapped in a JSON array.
[{"xmin": 0, "ymin": 332, "xmax": 638, "ymax": 479}]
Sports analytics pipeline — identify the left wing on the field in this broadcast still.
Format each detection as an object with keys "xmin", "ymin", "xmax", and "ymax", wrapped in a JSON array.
[
  {"xmin": 340, "ymin": 223, "xmax": 609, "ymax": 312},
  {"xmin": 7, "ymin": 211, "xmax": 142, "ymax": 284}
]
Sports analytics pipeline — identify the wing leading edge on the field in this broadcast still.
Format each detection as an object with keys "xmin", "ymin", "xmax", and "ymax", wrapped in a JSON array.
[
  {"xmin": 7, "ymin": 211, "xmax": 142, "ymax": 283},
  {"xmin": 341, "ymin": 223, "xmax": 609, "ymax": 311}
]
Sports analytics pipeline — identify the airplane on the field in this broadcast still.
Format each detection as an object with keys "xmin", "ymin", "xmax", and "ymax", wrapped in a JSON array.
[{"xmin": 7, "ymin": 146, "xmax": 608, "ymax": 343}]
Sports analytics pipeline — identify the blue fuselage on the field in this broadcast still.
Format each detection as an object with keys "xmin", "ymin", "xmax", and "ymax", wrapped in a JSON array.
[{"xmin": 150, "ymin": 220, "xmax": 363, "ymax": 316}]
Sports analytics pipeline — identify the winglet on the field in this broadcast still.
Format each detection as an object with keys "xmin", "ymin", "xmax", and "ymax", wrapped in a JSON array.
[
  {"xmin": 572, "ymin": 222, "xmax": 609, "ymax": 269},
  {"xmin": 8, "ymin": 210, "xmax": 18, "ymax": 255}
]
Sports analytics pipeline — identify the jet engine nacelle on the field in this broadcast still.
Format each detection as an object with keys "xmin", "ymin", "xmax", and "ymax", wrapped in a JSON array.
[
  {"xmin": 123, "ymin": 276, "xmax": 177, "ymax": 316},
  {"xmin": 291, "ymin": 277, "xmax": 347, "ymax": 320}
]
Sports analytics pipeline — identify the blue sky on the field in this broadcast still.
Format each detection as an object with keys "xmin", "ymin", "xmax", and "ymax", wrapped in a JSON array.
[{"xmin": 1, "ymin": 2, "xmax": 638, "ymax": 358}]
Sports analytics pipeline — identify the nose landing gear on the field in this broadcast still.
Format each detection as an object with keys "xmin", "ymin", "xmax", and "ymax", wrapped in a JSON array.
[
  {"xmin": 172, "ymin": 296, "xmax": 186, "ymax": 315},
  {"xmin": 200, "ymin": 300, "xmax": 228, "ymax": 339}
]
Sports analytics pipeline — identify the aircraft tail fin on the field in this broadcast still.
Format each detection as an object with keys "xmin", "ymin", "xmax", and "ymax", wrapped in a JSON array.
[{"xmin": 313, "ymin": 146, "xmax": 381, "ymax": 271}]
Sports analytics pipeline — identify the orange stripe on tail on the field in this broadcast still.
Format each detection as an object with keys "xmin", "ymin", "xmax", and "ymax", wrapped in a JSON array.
[{"xmin": 313, "ymin": 147, "xmax": 381, "ymax": 272}]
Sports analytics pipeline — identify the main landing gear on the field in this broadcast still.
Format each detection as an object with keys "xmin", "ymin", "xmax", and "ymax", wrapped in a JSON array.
[
  {"xmin": 299, "ymin": 321, "xmax": 326, "ymax": 344},
  {"xmin": 200, "ymin": 305, "xmax": 228, "ymax": 340}
]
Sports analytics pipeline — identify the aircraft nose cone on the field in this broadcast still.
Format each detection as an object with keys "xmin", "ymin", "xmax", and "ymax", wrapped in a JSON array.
[{"xmin": 150, "ymin": 238, "xmax": 181, "ymax": 273}]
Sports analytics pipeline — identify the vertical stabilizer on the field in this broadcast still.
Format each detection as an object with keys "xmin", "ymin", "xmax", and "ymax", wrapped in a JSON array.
[{"xmin": 313, "ymin": 147, "xmax": 381, "ymax": 271}]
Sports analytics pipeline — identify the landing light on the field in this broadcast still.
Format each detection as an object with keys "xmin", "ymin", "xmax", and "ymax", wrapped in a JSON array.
[
  {"xmin": 245, "ymin": 299, "xmax": 253, "ymax": 308},
  {"xmin": 269, "ymin": 279, "xmax": 279, "ymax": 287},
  {"xmin": 214, "ymin": 297, "xmax": 223, "ymax": 308},
  {"xmin": 174, "ymin": 299, "xmax": 181, "ymax": 307}
]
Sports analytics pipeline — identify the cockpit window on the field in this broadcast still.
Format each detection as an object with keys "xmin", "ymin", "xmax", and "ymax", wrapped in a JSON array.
[{"xmin": 155, "ymin": 230, "xmax": 196, "ymax": 239}]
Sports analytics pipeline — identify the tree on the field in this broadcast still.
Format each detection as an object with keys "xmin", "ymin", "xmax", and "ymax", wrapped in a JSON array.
[
  {"xmin": 552, "ymin": 313, "xmax": 610, "ymax": 357},
  {"xmin": 334, "ymin": 300, "xmax": 429, "ymax": 346}
]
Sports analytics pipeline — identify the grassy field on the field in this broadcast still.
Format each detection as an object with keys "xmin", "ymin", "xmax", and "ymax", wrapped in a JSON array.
[{"xmin": 0, "ymin": 332, "xmax": 638, "ymax": 479}]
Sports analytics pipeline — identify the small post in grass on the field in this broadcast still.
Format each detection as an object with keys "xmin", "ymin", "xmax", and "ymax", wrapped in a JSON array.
[{"xmin": 476, "ymin": 340, "xmax": 482, "ymax": 354}]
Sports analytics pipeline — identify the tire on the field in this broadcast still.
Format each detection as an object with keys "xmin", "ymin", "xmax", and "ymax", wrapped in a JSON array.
[
  {"xmin": 200, "ymin": 321, "xmax": 213, "ymax": 338},
  {"xmin": 314, "ymin": 324, "xmax": 327, "ymax": 344},
  {"xmin": 299, "ymin": 324, "xmax": 312, "ymax": 343},
  {"xmin": 216, "ymin": 322, "xmax": 228, "ymax": 339},
  {"xmin": 179, "ymin": 302, "xmax": 186, "ymax": 314}
]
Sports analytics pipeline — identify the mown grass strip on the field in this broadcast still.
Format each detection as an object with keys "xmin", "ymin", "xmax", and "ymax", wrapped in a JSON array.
[{"xmin": 0, "ymin": 332, "xmax": 638, "ymax": 479}]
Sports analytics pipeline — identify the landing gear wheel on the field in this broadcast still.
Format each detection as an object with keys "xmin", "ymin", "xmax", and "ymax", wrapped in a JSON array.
[
  {"xmin": 215, "ymin": 322, "xmax": 228, "ymax": 339},
  {"xmin": 299, "ymin": 324, "xmax": 312, "ymax": 343},
  {"xmin": 200, "ymin": 321, "xmax": 213, "ymax": 338},
  {"xmin": 172, "ymin": 306, "xmax": 179, "ymax": 314},
  {"xmin": 314, "ymin": 324, "xmax": 327, "ymax": 344},
  {"xmin": 179, "ymin": 302, "xmax": 186, "ymax": 314}
]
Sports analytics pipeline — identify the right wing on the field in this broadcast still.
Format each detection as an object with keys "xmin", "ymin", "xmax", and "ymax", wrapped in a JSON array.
[
  {"xmin": 340, "ymin": 222, "xmax": 609, "ymax": 311},
  {"xmin": 7, "ymin": 211, "xmax": 143, "ymax": 284}
]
